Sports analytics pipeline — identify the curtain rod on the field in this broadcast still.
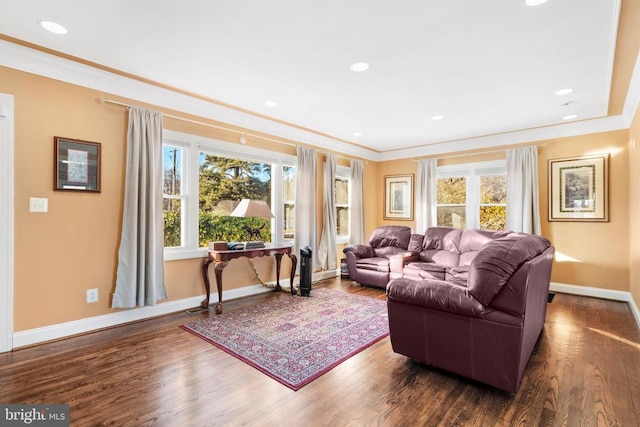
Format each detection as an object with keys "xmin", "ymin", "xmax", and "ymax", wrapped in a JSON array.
[
  {"xmin": 99, "ymin": 97, "xmax": 355, "ymax": 161},
  {"xmin": 98, "ymin": 97, "xmax": 298, "ymax": 147}
]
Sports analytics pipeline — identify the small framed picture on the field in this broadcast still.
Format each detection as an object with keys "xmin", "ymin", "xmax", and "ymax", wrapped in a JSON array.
[
  {"xmin": 54, "ymin": 136, "xmax": 101, "ymax": 192},
  {"xmin": 548, "ymin": 154, "xmax": 609, "ymax": 222},
  {"xmin": 384, "ymin": 174, "xmax": 414, "ymax": 220}
]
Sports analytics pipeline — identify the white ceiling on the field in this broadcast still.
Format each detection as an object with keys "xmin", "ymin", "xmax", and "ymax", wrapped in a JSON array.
[{"xmin": 0, "ymin": 0, "xmax": 623, "ymax": 155}]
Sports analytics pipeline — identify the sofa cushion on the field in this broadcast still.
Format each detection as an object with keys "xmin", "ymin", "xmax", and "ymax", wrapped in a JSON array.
[
  {"xmin": 356, "ymin": 257, "xmax": 390, "ymax": 273},
  {"xmin": 423, "ymin": 227, "xmax": 462, "ymax": 253},
  {"xmin": 403, "ymin": 262, "xmax": 447, "ymax": 280},
  {"xmin": 408, "ymin": 233, "xmax": 424, "ymax": 252},
  {"xmin": 418, "ymin": 249, "xmax": 460, "ymax": 267},
  {"xmin": 369, "ymin": 225, "xmax": 412, "ymax": 249},
  {"xmin": 446, "ymin": 266, "xmax": 470, "ymax": 282},
  {"xmin": 467, "ymin": 233, "xmax": 551, "ymax": 306},
  {"xmin": 458, "ymin": 229, "xmax": 511, "ymax": 266}
]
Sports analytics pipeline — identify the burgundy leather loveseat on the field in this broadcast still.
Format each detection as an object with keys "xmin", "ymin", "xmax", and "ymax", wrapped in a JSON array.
[
  {"xmin": 342, "ymin": 225, "xmax": 413, "ymax": 288},
  {"xmin": 386, "ymin": 231, "xmax": 554, "ymax": 393}
]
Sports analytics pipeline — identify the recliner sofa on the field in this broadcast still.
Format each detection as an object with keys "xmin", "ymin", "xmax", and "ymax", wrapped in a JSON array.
[{"xmin": 342, "ymin": 225, "xmax": 412, "ymax": 288}]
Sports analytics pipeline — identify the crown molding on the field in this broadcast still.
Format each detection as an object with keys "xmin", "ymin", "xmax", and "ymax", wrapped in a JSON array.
[
  {"xmin": 1, "ymin": 39, "xmax": 638, "ymax": 163},
  {"xmin": 0, "ymin": 39, "xmax": 379, "ymax": 160}
]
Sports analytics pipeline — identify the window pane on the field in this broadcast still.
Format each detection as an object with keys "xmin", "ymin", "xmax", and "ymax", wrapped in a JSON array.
[
  {"xmin": 480, "ymin": 206, "xmax": 506, "ymax": 230},
  {"xmin": 437, "ymin": 177, "xmax": 466, "ymax": 204},
  {"xmin": 163, "ymin": 198, "xmax": 181, "ymax": 247},
  {"xmin": 437, "ymin": 206, "xmax": 466, "ymax": 229},
  {"xmin": 163, "ymin": 145, "xmax": 182, "ymax": 195},
  {"xmin": 199, "ymin": 154, "xmax": 272, "ymax": 245},
  {"xmin": 283, "ymin": 165, "xmax": 295, "ymax": 240},
  {"xmin": 337, "ymin": 206, "xmax": 349, "ymax": 236},
  {"xmin": 335, "ymin": 177, "xmax": 349, "ymax": 205},
  {"xmin": 480, "ymin": 175, "xmax": 506, "ymax": 204}
]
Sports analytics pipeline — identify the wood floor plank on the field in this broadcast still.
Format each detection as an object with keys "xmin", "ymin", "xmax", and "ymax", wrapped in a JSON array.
[{"xmin": 1, "ymin": 279, "xmax": 639, "ymax": 426}]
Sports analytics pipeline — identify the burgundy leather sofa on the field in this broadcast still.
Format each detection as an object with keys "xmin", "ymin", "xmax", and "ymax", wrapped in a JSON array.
[
  {"xmin": 343, "ymin": 225, "xmax": 413, "ymax": 288},
  {"xmin": 386, "ymin": 231, "xmax": 554, "ymax": 393}
]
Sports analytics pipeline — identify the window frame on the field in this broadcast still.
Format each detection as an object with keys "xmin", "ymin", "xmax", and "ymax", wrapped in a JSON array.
[
  {"xmin": 163, "ymin": 130, "xmax": 296, "ymax": 261},
  {"xmin": 436, "ymin": 160, "xmax": 506, "ymax": 230}
]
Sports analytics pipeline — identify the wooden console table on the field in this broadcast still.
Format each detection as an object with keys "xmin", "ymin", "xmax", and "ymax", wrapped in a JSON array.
[{"xmin": 201, "ymin": 244, "xmax": 297, "ymax": 314}]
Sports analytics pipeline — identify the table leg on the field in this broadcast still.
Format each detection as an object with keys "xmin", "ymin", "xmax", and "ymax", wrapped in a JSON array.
[
  {"xmin": 289, "ymin": 253, "xmax": 298, "ymax": 296},
  {"xmin": 273, "ymin": 253, "xmax": 283, "ymax": 292},
  {"xmin": 201, "ymin": 256, "xmax": 214, "ymax": 309},
  {"xmin": 213, "ymin": 261, "xmax": 227, "ymax": 314}
]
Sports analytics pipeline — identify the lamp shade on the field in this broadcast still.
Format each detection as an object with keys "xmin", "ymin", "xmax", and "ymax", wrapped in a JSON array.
[{"xmin": 230, "ymin": 199, "xmax": 274, "ymax": 219}]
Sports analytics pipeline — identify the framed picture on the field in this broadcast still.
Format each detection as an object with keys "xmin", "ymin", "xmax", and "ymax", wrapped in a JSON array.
[
  {"xmin": 548, "ymin": 154, "xmax": 609, "ymax": 222},
  {"xmin": 54, "ymin": 136, "xmax": 101, "ymax": 192},
  {"xmin": 384, "ymin": 174, "xmax": 414, "ymax": 220}
]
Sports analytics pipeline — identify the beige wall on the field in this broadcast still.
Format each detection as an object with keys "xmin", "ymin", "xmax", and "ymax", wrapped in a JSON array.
[
  {"xmin": 1, "ymin": 66, "xmax": 377, "ymax": 332},
  {"xmin": 539, "ymin": 130, "xmax": 630, "ymax": 291},
  {"xmin": 375, "ymin": 129, "xmax": 631, "ymax": 292}
]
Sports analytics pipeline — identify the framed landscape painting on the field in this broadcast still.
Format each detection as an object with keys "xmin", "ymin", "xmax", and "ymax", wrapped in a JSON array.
[
  {"xmin": 548, "ymin": 154, "xmax": 609, "ymax": 222},
  {"xmin": 384, "ymin": 174, "xmax": 413, "ymax": 220}
]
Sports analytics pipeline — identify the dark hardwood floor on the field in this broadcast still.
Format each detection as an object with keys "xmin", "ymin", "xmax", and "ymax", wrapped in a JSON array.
[{"xmin": 2, "ymin": 278, "xmax": 639, "ymax": 426}]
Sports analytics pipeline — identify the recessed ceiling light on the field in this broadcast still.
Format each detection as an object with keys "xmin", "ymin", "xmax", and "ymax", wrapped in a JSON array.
[
  {"xmin": 555, "ymin": 88, "xmax": 573, "ymax": 96},
  {"xmin": 525, "ymin": 0, "xmax": 550, "ymax": 6},
  {"xmin": 353, "ymin": 132, "xmax": 363, "ymax": 137},
  {"xmin": 562, "ymin": 114, "xmax": 578, "ymax": 120},
  {"xmin": 431, "ymin": 115, "xmax": 444, "ymax": 121},
  {"xmin": 350, "ymin": 62, "xmax": 370, "ymax": 72},
  {"xmin": 264, "ymin": 101, "xmax": 278, "ymax": 108},
  {"xmin": 39, "ymin": 20, "xmax": 68, "ymax": 34}
]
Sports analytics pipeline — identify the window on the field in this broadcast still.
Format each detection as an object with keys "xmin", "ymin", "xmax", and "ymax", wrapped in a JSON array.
[
  {"xmin": 163, "ymin": 144, "xmax": 186, "ymax": 248},
  {"xmin": 198, "ymin": 154, "xmax": 272, "ymax": 246},
  {"xmin": 163, "ymin": 130, "xmax": 295, "ymax": 260},
  {"xmin": 436, "ymin": 160, "xmax": 506, "ymax": 230},
  {"xmin": 283, "ymin": 165, "xmax": 296, "ymax": 240},
  {"xmin": 335, "ymin": 165, "xmax": 350, "ymax": 242}
]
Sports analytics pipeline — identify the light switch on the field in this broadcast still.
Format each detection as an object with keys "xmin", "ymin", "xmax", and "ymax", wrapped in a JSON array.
[{"xmin": 29, "ymin": 197, "xmax": 48, "ymax": 213}]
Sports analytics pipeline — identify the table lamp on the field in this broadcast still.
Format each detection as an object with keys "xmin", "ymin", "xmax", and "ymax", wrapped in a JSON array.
[{"xmin": 230, "ymin": 199, "xmax": 274, "ymax": 246}]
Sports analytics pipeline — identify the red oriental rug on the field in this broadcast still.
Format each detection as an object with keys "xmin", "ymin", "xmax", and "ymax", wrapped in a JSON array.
[{"xmin": 181, "ymin": 287, "xmax": 389, "ymax": 391}]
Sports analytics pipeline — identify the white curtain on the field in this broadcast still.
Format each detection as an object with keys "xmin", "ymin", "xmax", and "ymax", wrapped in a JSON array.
[
  {"xmin": 113, "ymin": 106, "xmax": 167, "ymax": 308},
  {"xmin": 295, "ymin": 146, "xmax": 318, "ymax": 268},
  {"xmin": 506, "ymin": 146, "xmax": 541, "ymax": 235},
  {"xmin": 349, "ymin": 159, "xmax": 365, "ymax": 245},
  {"xmin": 318, "ymin": 153, "xmax": 337, "ymax": 270},
  {"xmin": 416, "ymin": 158, "xmax": 437, "ymax": 233}
]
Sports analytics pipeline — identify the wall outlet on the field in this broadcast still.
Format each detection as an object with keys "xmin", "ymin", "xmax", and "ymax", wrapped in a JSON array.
[{"xmin": 86, "ymin": 288, "xmax": 99, "ymax": 303}]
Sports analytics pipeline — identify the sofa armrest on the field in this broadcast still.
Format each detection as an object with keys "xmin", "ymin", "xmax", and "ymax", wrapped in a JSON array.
[
  {"xmin": 343, "ymin": 244, "xmax": 376, "ymax": 259},
  {"xmin": 387, "ymin": 278, "xmax": 485, "ymax": 317}
]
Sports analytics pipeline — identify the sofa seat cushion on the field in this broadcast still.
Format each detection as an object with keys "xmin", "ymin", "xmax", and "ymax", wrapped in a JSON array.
[
  {"xmin": 468, "ymin": 233, "xmax": 551, "ymax": 306},
  {"xmin": 403, "ymin": 262, "xmax": 446, "ymax": 280},
  {"xmin": 418, "ymin": 249, "xmax": 460, "ymax": 267},
  {"xmin": 387, "ymin": 278, "xmax": 485, "ymax": 317},
  {"xmin": 356, "ymin": 257, "xmax": 390, "ymax": 272},
  {"xmin": 446, "ymin": 266, "xmax": 469, "ymax": 282}
]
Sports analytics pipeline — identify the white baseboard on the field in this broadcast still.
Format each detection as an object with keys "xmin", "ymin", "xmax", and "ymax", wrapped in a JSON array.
[
  {"xmin": 550, "ymin": 282, "xmax": 640, "ymax": 332},
  {"xmin": 12, "ymin": 270, "xmax": 337, "ymax": 349}
]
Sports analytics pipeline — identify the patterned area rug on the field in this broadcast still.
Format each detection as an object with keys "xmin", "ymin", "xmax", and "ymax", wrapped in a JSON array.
[{"xmin": 181, "ymin": 287, "xmax": 389, "ymax": 391}]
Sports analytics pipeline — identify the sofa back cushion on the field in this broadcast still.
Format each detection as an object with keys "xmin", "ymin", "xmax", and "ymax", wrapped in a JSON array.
[
  {"xmin": 458, "ymin": 229, "xmax": 511, "ymax": 266},
  {"xmin": 423, "ymin": 227, "xmax": 462, "ymax": 252},
  {"xmin": 467, "ymin": 233, "xmax": 551, "ymax": 306},
  {"xmin": 408, "ymin": 233, "xmax": 425, "ymax": 252},
  {"xmin": 368, "ymin": 226, "xmax": 412, "ymax": 250}
]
